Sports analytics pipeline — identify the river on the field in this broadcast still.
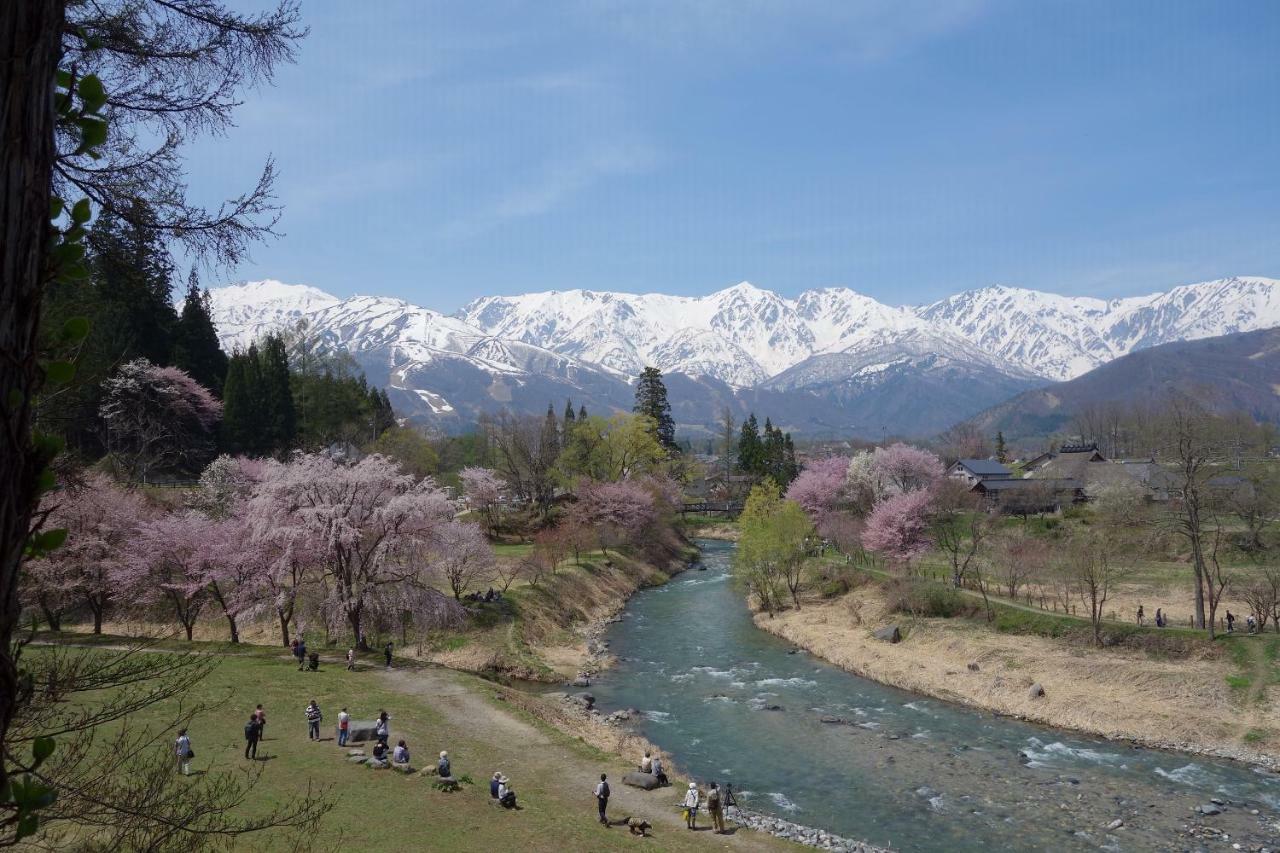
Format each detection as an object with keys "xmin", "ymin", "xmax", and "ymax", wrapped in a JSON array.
[{"xmin": 587, "ymin": 540, "xmax": 1280, "ymax": 851}]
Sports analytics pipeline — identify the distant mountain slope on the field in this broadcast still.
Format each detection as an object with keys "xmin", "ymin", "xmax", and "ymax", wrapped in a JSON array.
[{"xmin": 962, "ymin": 327, "xmax": 1280, "ymax": 440}]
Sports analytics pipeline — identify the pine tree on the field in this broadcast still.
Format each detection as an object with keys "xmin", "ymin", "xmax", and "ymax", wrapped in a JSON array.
[
  {"xmin": 763, "ymin": 418, "xmax": 785, "ymax": 482},
  {"xmin": 261, "ymin": 333, "xmax": 297, "ymax": 452},
  {"xmin": 542, "ymin": 403, "xmax": 561, "ymax": 458},
  {"xmin": 563, "ymin": 399, "xmax": 576, "ymax": 437},
  {"xmin": 995, "ymin": 431, "xmax": 1008, "ymax": 464},
  {"xmin": 172, "ymin": 270, "xmax": 229, "ymax": 394},
  {"xmin": 738, "ymin": 413, "xmax": 763, "ymax": 476},
  {"xmin": 220, "ymin": 350, "xmax": 257, "ymax": 454},
  {"xmin": 578, "ymin": 404, "xmax": 588, "ymax": 421},
  {"xmin": 783, "ymin": 433, "xmax": 799, "ymax": 485},
  {"xmin": 368, "ymin": 387, "xmax": 395, "ymax": 440},
  {"xmin": 633, "ymin": 366, "xmax": 678, "ymax": 452},
  {"xmin": 86, "ymin": 203, "xmax": 178, "ymax": 366}
]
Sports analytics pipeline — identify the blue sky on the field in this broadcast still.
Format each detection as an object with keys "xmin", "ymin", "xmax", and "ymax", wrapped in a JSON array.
[{"xmin": 188, "ymin": 0, "xmax": 1280, "ymax": 311}]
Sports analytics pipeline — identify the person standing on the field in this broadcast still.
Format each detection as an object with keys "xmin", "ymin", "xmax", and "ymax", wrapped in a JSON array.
[
  {"xmin": 594, "ymin": 773, "xmax": 610, "ymax": 826},
  {"xmin": 244, "ymin": 714, "xmax": 261, "ymax": 760},
  {"xmin": 175, "ymin": 729, "xmax": 193, "ymax": 775},
  {"xmin": 1155, "ymin": 608, "xmax": 1164, "ymax": 628},
  {"xmin": 1226, "ymin": 611, "xmax": 1236, "ymax": 633},
  {"xmin": 375, "ymin": 710, "xmax": 390, "ymax": 745},
  {"xmin": 707, "ymin": 781, "xmax": 726, "ymax": 833},
  {"xmin": 305, "ymin": 700, "xmax": 323, "ymax": 741},
  {"xmin": 337, "ymin": 707, "xmax": 350, "ymax": 746},
  {"xmin": 255, "ymin": 704, "xmax": 267, "ymax": 740},
  {"xmin": 346, "ymin": 648, "xmax": 355, "ymax": 671},
  {"xmin": 384, "ymin": 641, "xmax": 393, "ymax": 670},
  {"xmin": 1136, "ymin": 605, "xmax": 1144, "ymax": 626},
  {"xmin": 682, "ymin": 782, "xmax": 700, "ymax": 830}
]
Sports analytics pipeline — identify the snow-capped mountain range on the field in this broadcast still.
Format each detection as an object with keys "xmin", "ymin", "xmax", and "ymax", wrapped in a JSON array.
[{"xmin": 207, "ymin": 276, "xmax": 1280, "ymax": 436}]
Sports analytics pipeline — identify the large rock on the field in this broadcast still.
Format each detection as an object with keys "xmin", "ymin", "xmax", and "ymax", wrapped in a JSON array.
[
  {"xmin": 622, "ymin": 772, "xmax": 661, "ymax": 790},
  {"xmin": 569, "ymin": 692, "xmax": 595, "ymax": 710},
  {"xmin": 872, "ymin": 625, "xmax": 902, "ymax": 644},
  {"xmin": 1027, "ymin": 682, "xmax": 1046, "ymax": 699},
  {"xmin": 346, "ymin": 720, "xmax": 380, "ymax": 742}
]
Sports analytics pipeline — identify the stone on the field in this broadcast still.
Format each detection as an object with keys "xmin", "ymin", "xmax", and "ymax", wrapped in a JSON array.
[
  {"xmin": 967, "ymin": 662, "xmax": 980, "ymax": 672},
  {"xmin": 572, "ymin": 692, "xmax": 595, "ymax": 709},
  {"xmin": 819, "ymin": 715, "xmax": 846, "ymax": 725},
  {"xmin": 348, "ymin": 756, "xmax": 369, "ymax": 763},
  {"xmin": 872, "ymin": 625, "xmax": 902, "ymax": 644},
  {"xmin": 1199, "ymin": 803, "xmax": 1222, "ymax": 815},
  {"xmin": 1027, "ymin": 683, "xmax": 1046, "ymax": 699},
  {"xmin": 1107, "ymin": 819, "xmax": 1124, "ymax": 830},
  {"xmin": 346, "ymin": 749, "xmax": 366, "ymax": 757},
  {"xmin": 569, "ymin": 676, "xmax": 590, "ymax": 688},
  {"xmin": 622, "ymin": 771, "xmax": 661, "ymax": 790},
  {"xmin": 391, "ymin": 764, "xmax": 415, "ymax": 774}
]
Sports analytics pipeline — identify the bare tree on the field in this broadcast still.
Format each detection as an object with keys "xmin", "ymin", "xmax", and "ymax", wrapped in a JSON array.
[
  {"xmin": 1203, "ymin": 509, "xmax": 1236, "ymax": 639},
  {"xmin": 1240, "ymin": 567, "xmax": 1280, "ymax": 635},
  {"xmin": 993, "ymin": 531, "xmax": 1048, "ymax": 600},
  {"xmin": 1064, "ymin": 530, "xmax": 1130, "ymax": 647},
  {"xmin": 932, "ymin": 480, "xmax": 988, "ymax": 590}
]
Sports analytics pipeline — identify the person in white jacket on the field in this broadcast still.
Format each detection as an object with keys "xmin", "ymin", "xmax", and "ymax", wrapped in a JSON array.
[
  {"xmin": 175, "ymin": 729, "xmax": 192, "ymax": 775},
  {"xmin": 682, "ymin": 782, "xmax": 700, "ymax": 829}
]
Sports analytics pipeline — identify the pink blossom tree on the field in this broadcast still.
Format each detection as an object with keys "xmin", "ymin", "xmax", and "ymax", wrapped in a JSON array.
[
  {"xmin": 459, "ymin": 466, "xmax": 502, "ymax": 536},
  {"xmin": 100, "ymin": 359, "xmax": 222, "ymax": 483},
  {"xmin": 23, "ymin": 473, "xmax": 151, "ymax": 632},
  {"xmin": 862, "ymin": 488, "xmax": 935, "ymax": 567},
  {"xmin": 118, "ymin": 511, "xmax": 219, "ymax": 640},
  {"xmin": 567, "ymin": 479, "xmax": 657, "ymax": 556},
  {"xmin": 785, "ymin": 456, "xmax": 850, "ymax": 525},
  {"xmin": 871, "ymin": 442, "xmax": 942, "ymax": 495},
  {"xmin": 425, "ymin": 520, "xmax": 496, "ymax": 600},
  {"xmin": 252, "ymin": 453, "xmax": 458, "ymax": 648}
]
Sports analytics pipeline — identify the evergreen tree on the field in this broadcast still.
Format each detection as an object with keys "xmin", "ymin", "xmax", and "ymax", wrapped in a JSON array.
[
  {"xmin": 633, "ymin": 366, "xmax": 678, "ymax": 452},
  {"xmin": 261, "ymin": 333, "xmax": 297, "ymax": 451},
  {"xmin": 737, "ymin": 413, "xmax": 764, "ymax": 476},
  {"xmin": 368, "ymin": 387, "xmax": 395, "ymax": 440},
  {"xmin": 220, "ymin": 350, "xmax": 259, "ymax": 455},
  {"xmin": 171, "ymin": 270, "xmax": 229, "ymax": 394},
  {"xmin": 763, "ymin": 418, "xmax": 785, "ymax": 482},
  {"xmin": 783, "ymin": 433, "xmax": 799, "ymax": 485},
  {"xmin": 578, "ymin": 404, "xmax": 588, "ymax": 421},
  {"xmin": 995, "ymin": 431, "xmax": 1008, "ymax": 464},
  {"xmin": 563, "ymin": 399, "xmax": 576, "ymax": 437},
  {"xmin": 542, "ymin": 403, "xmax": 561, "ymax": 458}
]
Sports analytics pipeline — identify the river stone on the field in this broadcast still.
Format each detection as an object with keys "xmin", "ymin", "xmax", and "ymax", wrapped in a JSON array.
[
  {"xmin": 622, "ymin": 771, "xmax": 660, "ymax": 790},
  {"xmin": 347, "ymin": 720, "xmax": 380, "ymax": 742},
  {"xmin": 1199, "ymin": 803, "xmax": 1222, "ymax": 815},
  {"xmin": 1028, "ymin": 682, "xmax": 1046, "ymax": 699},
  {"xmin": 1107, "ymin": 819, "xmax": 1124, "ymax": 830},
  {"xmin": 569, "ymin": 676, "xmax": 590, "ymax": 688},
  {"xmin": 872, "ymin": 625, "xmax": 902, "ymax": 643},
  {"xmin": 572, "ymin": 692, "xmax": 595, "ymax": 709},
  {"xmin": 967, "ymin": 662, "xmax": 980, "ymax": 672}
]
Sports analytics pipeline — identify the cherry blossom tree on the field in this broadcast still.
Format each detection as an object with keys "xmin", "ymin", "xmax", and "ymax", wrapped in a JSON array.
[
  {"xmin": 871, "ymin": 442, "xmax": 942, "ymax": 495},
  {"xmin": 252, "ymin": 453, "xmax": 458, "ymax": 648},
  {"xmin": 427, "ymin": 520, "xmax": 496, "ymax": 600},
  {"xmin": 118, "ymin": 511, "xmax": 219, "ymax": 640},
  {"xmin": 785, "ymin": 457, "xmax": 850, "ymax": 524},
  {"xmin": 191, "ymin": 454, "xmax": 265, "ymax": 518},
  {"xmin": 845, "ymin": 451, "xmax": 883, "ymax": 514},
  {"xmin": 567, "ymin": 479, "xmax": 657, "ymax": 555},
  {"xmin": 862, "ymin": 488, "xmax": 935, "ymax": 567},
  {"xmin": 24, "ymin": 473, "xmax": 151, "ymax": 633},
  {"xmin": 100, "ymin": 359, "xmax": 222, "ymax": 483},
  {"xmin": 459, "ymin": 466, "xmax": 502, "ymax": 535}
]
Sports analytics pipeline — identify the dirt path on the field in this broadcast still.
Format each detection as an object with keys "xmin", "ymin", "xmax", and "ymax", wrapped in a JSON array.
[{"xmin": 380, "ymin": 666, "xmax": 790, "ymax": 851}]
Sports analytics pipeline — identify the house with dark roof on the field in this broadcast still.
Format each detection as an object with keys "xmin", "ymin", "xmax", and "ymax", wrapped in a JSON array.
[
  {"xmin": 971, "ymin": 477, "xmax": 1086, "ymax": 514},
  {"xmin": 947, "ymin": 459, "xmax": 1015, "ymax": 487}
]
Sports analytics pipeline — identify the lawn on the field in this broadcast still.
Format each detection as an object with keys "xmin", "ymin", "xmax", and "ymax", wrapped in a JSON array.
[{"xmin": 27, "ymin": 642, "xmax": 789, "ymax": 852}]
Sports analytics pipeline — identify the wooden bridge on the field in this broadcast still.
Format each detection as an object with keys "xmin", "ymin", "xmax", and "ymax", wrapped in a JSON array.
[{"xmin": 680, "ymin": 500, "xmax": 743, "ymax": 517}]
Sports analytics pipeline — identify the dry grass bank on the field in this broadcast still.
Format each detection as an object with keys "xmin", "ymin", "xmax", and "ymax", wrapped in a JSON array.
[{"xmin": 755, "ymin": 586, "xmax": 1280, "ymax": 769}]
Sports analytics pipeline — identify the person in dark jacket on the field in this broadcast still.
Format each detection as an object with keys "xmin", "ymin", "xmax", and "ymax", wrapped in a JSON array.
[
  {"xmin": 490, "ymin": 771, "xmax": 502, "ymax": 799},
  {"xmin": 437, "ymin": 751, "xmax": 451, "ymax": 778},
  {"xmin": 384, "ymin": 641, "xmax": 393, "ymax": 670},
  {"xmin": 243, "ymin": 714, "xmax": 261, "ymax": 759}
]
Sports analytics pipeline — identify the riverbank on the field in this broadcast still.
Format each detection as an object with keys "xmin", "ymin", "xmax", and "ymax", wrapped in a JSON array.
[{"xmin": 754, "ymin": 586, "xmax": 1280, "ymax": 772}]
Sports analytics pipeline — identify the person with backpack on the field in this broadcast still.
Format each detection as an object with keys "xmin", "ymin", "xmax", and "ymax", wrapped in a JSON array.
[
  {"xmin": 244, "ymin": 714, "xmax": 262, "ymax": 759},
  {"xmin": 295, "ymin": 637, "xmax": 307, "ymax": 670},
  {"xmin": 305, "ymin": 700, "xmax": 323, "ymax": 741},
  {"xmin": 337, "ymin": 707, "xmax": 350, "ymax": 746},
  {"xmin": 175, "ymin": 729, "xmax": 193, "ymax": 775},
  {"xmin": 594, "ymin": 773, "xmax": 610, "ymax": 826},
  {"xmin": 707, "ymin": 781, "xmax": 726, "ymax": 833},
  {"xmin": 682, "ymin": 782, "xmax": 700, "ymax": 829},
  {"xmin": 437, "ymin": 751, "xmax": 451, "ymax": 779}
]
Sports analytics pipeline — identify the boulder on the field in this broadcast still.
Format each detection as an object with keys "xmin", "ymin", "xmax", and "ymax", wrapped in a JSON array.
[
  {"xmin": 872, "ymin": 625, "xmax": 902, "ymax": 644},
  {"xmin": 1027, "ymin": 683, "xmax": 1046, "ymax": 700},
  {"xmin": 569, "ymin": 676, "xmax": 590, "ymax": 688},
  {"xmin": 346, "ymin": 749, "xmax": 367, "ymax": 757},
  {"xmin": 1107, "ymin": 819, "xmax": 1124, "ymax": 830},
  {"xmin": 1199, "ymin": 803, "xmax": 1222, "ymax": 815},
  {"xmin": 347, "ymin": 720, "xmax": 380, "ymax": 742},
  {"xmin": 967, "ymin": 662, "xmax": 980, "ymax": 672},
  {"xmin": 572, "ymin": 692, "xmax": 595, "ymax": 709},
  {"xmin": 391, "ymin": 764, "xmax": 416, "ymax": 775},
  {"xmin": 348, "ymin": 756, "xmax": 369, "ymax": 764},
  {"xmin": 622, "ymin": 772, "xmax": 661, "ymax": 790}
]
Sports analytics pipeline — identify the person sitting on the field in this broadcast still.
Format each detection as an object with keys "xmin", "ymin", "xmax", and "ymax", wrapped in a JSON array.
[
  {"xmin": 369, "ymin": 741, "xmax": 389, "ymax": 768},
  {"xmin": 307, "ymin": 651, "xmax": 320, "ymax": 671},
  {"xmin": 651, "ymin": 754, "xmax": 668, "ymax": 787},
  {"xmin": 497, "ymin": 774, "xmax": 517, "ymax": 808},
  {"xmin": 392, "ymin": 739, "xmax": 410, "ymax": 765},
  {"xmin": 437, "ymin": 751, "xmax": 451, "ymax": 779},
  {"xmin": 639, "ymin": 750, "xmax": 652, "ymax": 773},
  {"xmin": 490, "ymin": 771, "xmax": 502, "ymax": 800}
]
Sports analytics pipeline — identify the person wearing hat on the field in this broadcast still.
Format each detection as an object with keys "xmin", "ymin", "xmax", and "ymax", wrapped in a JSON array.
[
  {"xmin": 437, "ymin": 751, "xmax": 451, "ymax": 779},
  {"xmin": 490, "ymin": 771, "xmax": 502, "ymax": 800},
  {"xmin": 497, "ymin": 774, "xmax": 517, "ymax": 808},
  {"xmin": 682, "ymin": 782, "xmax": 700, "ymax": 829}
]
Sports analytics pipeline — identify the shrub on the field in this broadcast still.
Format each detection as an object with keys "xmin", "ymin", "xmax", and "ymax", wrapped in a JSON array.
[{"xmin": 883, "ymin": 578, "xmax": 981, "ymax": 619}]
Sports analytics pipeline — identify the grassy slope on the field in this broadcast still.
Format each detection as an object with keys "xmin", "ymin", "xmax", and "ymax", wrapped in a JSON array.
[{"xmin": 31, "ymin": 641, "xmax": 790, "ymax": 852}]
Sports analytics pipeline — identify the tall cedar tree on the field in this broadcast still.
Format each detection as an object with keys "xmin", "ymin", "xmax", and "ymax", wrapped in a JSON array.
[
  {"xmin": 542, "ymin": 403, "xmax": 561, "ymax": 458},
  {"xmin": 578, "ymin": 404, "xmax": 588, "ymax": 421},
  {"xmin": 738, "ymin": 413, "xmax": 764, "ymax": 475},
  {"xmin": 563, "ymin": 399, "xmax": 576, "ymax": 437},
  {"xmin": 221, "ymin": 334, "xmax": 297, "ymax": 456},
  {"xmin": 172, "ymin": 270, "xmax": 229, "ymax": 394},
  {"xmin": 633, "ymin": 366, "xmax": 678, "ymax": 452}
]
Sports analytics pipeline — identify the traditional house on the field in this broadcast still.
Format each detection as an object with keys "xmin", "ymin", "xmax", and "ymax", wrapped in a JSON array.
[
  {"xmin": 971, "ymin": 477, "xmax": 1086, "ymax": 514},
  {"xmin": 946, "ymin": 458, "xmax": 1015, "ymax": 487}
]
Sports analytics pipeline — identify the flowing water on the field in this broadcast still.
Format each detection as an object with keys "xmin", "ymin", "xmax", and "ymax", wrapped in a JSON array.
[{"xmin": 587, "ymin": 540, "xmax": 1280, "ymax": 851}]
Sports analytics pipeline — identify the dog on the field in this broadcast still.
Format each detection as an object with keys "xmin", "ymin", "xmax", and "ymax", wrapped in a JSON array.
[{"xmin": 625, "ymin": 817, "xmax": 651, "ymax": 837}]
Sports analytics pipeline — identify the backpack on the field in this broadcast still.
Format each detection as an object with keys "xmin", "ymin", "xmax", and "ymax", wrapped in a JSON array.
[
  {"xmin": 598, "ymin": 782, "xmax": 610, "ymax": 799},
  {"xmin": 708, "ymin": 788, "xmax": 721, "ymax": 808},
  {"xmin": 244, "ymin": 722, "xmax": 257, "ymax": 740}
]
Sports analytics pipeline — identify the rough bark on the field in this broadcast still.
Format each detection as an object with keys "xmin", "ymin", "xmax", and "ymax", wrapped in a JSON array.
[{"xmin": 0, "ymin": 0, "xmax": 66, "ymax": 801}]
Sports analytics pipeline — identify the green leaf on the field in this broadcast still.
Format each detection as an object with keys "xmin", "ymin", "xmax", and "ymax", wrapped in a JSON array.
[
  {"xmin": 49, "ymin": 198, "xmax": 65, "ymax": 220},
  {"xmin": 77, "ymin": 75, "xmax": 106, "ymax": 112},
  {"xmin": 15, "ymin": 813, "xmax": 37, "ymax": 841},
  {"xmin": 59, "ymin": 262, "xmax": 90, "ymax": 282},
  {"xmin": 33, "ymin": 529, "xmax": 68, "ymax": 553},
  {"xmin": 77, "ymin": 117, "xmax": 107, "ymax": 151},
  {"xmin": 71, "ymin": 198, "xmax": 92, "ymax": 224},
  {"xmin": 50, "ymin": 242, "xmax": 85, "ymax": 265},
  {"xmin": 44, "ymin": 361, "xmax": 75, "ymax": 386},
  {"xmin": 35, "ymin": 468, "xmax": 56, "ymax": 495},
  {"xmin": 62, "ymin": 317, "xmax": 90, "ymax": 343},
  {"xmin": 56, "ymin": 69, "xmax": 72, "ymax": 88},
  {"xmin": 32, "ymin": 737, "xmax": 54, "ymax": 765}
]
